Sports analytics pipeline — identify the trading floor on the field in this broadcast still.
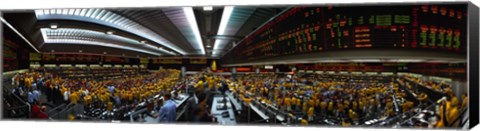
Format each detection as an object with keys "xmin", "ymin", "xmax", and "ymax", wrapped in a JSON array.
[
  {"xmin": 3, "ymin": 67, "xmax": 469, "ymax": 128},
  {"xmin": 1, "ymin": 2, "xmax": 474, "ymax": 130}
]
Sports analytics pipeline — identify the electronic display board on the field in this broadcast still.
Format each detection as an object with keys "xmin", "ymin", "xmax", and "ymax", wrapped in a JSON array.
[
  {"xmin": 151, "ymin": 58, "xmax": 183, "ymax": 64},
  {"xmin": 3, "ymin": 39, "xmax": 20, "ymax": 71},
  {"xmin": 190, "ymin": 58, "xmax": 207, "ymax": 64},
  {"xmin": 29, "ymin": 53, "xmax": 41, "ymax": 61},
  {"xmin": 229, "ymin": 4, "xmax": 467, "ymax": 61}
]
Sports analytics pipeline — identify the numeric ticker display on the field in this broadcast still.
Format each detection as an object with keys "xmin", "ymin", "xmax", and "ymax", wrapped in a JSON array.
[{"xmin": 228, "ymin": 4, "xmax": 467, "ymax": 62}]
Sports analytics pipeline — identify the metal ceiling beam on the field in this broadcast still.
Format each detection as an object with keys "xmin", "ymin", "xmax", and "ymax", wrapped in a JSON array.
[{"xmin": 0, "ymin": 17, "xmax": 41, "ymax": 53}]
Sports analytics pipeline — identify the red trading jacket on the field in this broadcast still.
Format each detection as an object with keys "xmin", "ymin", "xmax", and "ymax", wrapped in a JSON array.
[{"xmin": 31, "ymin": 104, "xmax": 48, "ymax": 119}]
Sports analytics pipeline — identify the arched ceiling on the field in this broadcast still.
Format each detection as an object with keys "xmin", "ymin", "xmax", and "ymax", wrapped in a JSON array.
[{"xmin": 1, "ymin": 6, "xmax": 288, "ymax": 58}]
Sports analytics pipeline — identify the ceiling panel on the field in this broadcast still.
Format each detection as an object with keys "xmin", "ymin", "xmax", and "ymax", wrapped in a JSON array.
[
  {"xmin": 213, "ymin": 7, "xmax": 288, "ymax": 57},
  {"xmin": 163, "ymin": 7, "xmax": 205, "ymax": 55},
  {"xmin": 211, "ymin": 7, "xmax": 256, "ymax": 57},
  {"xmin": 35, "ymin": 8, "xmax": 187, "ymax": 55},
  {"xmin": 3, "ymin": 7, "xmax": 289, "ymax": 58},
  {"xmin": 109, "ymin": 8, "xmax": 198, "ymax": 55}
]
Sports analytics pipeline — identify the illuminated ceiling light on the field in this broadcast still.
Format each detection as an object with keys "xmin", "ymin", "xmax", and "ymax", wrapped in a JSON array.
[
  {"xmin": 50, "ymin": 24, "xmax": 58, "ymax": 29},
  {"xmin": 62, "ymin": 9, "xmax": 68, "ymax": 15},
  {"xmin": 51, "ymin": 50, "xmax": 55, "ymax": 52},
  {"xmin": 203, "ymin": 6, "xmax": 213, "ymax": 11},
  {"xmin": 79, "ymin": 50, "xmax": 83, "ymax": 53},
  {"xmin": 350, "ymin": 59, "xmax": 382, "ymax": 63},
  {"xmin": 104, "ymin": 52, "xmax": 107, "ymax": 54},
  {"xmin": 44, "ymin": 39, "xmax": 162, "ymax": 56},
  {"xmin": 74, "ymin": 9, "xmax": 81, "ymax": 16},
  {"xmin": 213, "ymin": 6, "xmax": 234, "ymax": 55},
  {"xmin": 396, "ymin": 59, "xmax": 426, "ymax": 63},
  {"xmin": 316, "ymin": 60, "xmax": 347, "ymax": 63},
  {"xmin": 206, "ymin": 45, "xmax": 211, "ymax": 48},
  {"xmin": 183, "ymin": 7, "xmax": 206, "ymax": 55},
  {"xmin": 40, "ymin": 28, "xmax": 175, "ymax": 55},
  {"xmin": 0, "ymin": 17, "xmax": 40, "ymax": 53},
  {"xmin": 140, "ymin": 40, "xmax": 147, "ymax": 44},
  {"xmin": 106, "ymin": 30, "xmax": 115, "ymax": 35},
  {"xmin": 217, "ymin": 6, "xmax": 234, "ymax": 36}
]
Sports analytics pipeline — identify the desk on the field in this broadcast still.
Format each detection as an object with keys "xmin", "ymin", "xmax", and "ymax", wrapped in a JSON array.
[
  {"xmin": 173, "ymin": 94, "xmax": 190, "ymax": 108},
  {"xmin": 249, "ymin": 103, "xmax": 270, "ymax": 120},
  {"xmin": 227, "ymin": 92, "xmax": 242, "ymax": 111},
  {"xmin": 236, "ymin": 91, "xmax": 287, "ymax": 123},
  {"xmin": 403, "ymin": 78, "xmax": 447, "ymax": 102},
  {"xmin": 174, "ymin": 94, "xmax": 190, "ymax": 120},
  {"xmin": 210, "ymin": 96, "xmax": 236, "ymax": 125},
  {"xmin": 269, "ymin": 105, "xmax": 286, "ymax": 122},
  {"xmin": 145, "ymin": 116, "xmax": 158, "ymax": 123},
  {"xmin": 128, "ymin": 94, "xmax": 190, "ymax": 122}
]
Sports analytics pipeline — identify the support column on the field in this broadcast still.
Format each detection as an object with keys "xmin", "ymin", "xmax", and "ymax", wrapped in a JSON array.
[
  {"xmin": 181, "ymin": 66, "xmax": 186, "ymax": 80},
  {"xmin": 452, "ymin": 80, "xmax": 467, "ymax": 100},
  {"xmin": 232, "ymin": 67, "xmax": 237, "ymax": 80},
  {"xmin": 422, "ymin": 76, "xmax": 429, "ymax": 82}
]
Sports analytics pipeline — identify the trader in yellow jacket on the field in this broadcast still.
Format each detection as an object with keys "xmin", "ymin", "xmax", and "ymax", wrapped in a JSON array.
[
  {"xmin": 352, "ymin": 101, "xmax": 358, "ymax": 111},
  {"xmin": 308, "ymin": 98, "xmax": 315, "ymax": 107},
  {"xmin": 342, "ymin": 119, "xmax": 352, "ymax": 127},
  {"xmin": 276, "ymin": 97, "xmax": 283, "ymax": 109},
  {"xmin": 348, "ymin": 109, "xmax": 358, "ymax": 120},
  {"xmin": 69, "ymin": 92, "xmax": 79, "ymax": 104},
  {"xmin": 461, "ymin": 94, "xmax": 468, "ymax": 110},
  {"xmin": 107, "ymin": 101, "xmax": 113, "ymax": 111},
  {"xmin": 320, "ymin": 101, "xmax": 327, "ymax": 115},
  {"xmin": 302, "ymin": 101, "xmax": 308, "ymax": 113},
  {"xmin": 207, "ymin": 76, "xmax": 215, "ymax": 91},
  {"xmin": 446, "ymin": 97, "xmax": 460, "ymax": 127},
  {"xmin": 436, "ymin": 101, "xmax": 447, "ymax": 128},
  {"xmin": 337, "ymin": 102, "xmax": 345, "ymax": 117},
  {"xmin": 327, "ymin": 101, "xmax": 334, "ymax": 115},
  {"xmin": 84, "ymin": 94, "xmax": 93, "ymax": 105},
  {"xmin": 195, "ymin": 79, "xmax": 204, "ymax": 91},
  {"xmin": 417, "ymin": 93, "xmax": 428, "ymax": 104},
  {"xmin": 284, "ymin": 97, "xmax": 292, "ymax": 112},
  {"xmin": 307, "ymin": 106, "xmax": 315, "ymax": 121},
  {"xmin": 296, "ymin": 98, "xmax": 301, "ymax": 111},
  {"xmin": 358, "ymin": 100, "xmax": 364, "ymax": 114},
  {"xmin": 300, "ymin": 118, "xmax": 308, "ymax": 125},
  {"xmin": 291, "ymin": 96, "xmax": 296, "ymax": 110}
]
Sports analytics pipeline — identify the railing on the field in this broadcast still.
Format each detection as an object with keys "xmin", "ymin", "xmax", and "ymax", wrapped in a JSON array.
[
  {"xmin": 47, "ymin": 103, "xmax": 67, "ymax": 116},
  {"xmin": 448, "ymin": 108, "xmax": 469, "ymax": 127},
  {"xmin": 49, "ymin": 103, "xmax": 77, "ymax": 120},
  {"xmin": 3, "ymin": 92, "xmax": 31, "ymax": 118},
  {"xmin": 402, "ymin": 77, "xmax": 447, "ymax": 102}
]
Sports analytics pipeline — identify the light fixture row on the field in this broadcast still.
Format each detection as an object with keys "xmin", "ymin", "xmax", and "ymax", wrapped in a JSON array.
[{"xmin": 41, "ymin": 28, "xmax": 179, "ymax": 56}]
